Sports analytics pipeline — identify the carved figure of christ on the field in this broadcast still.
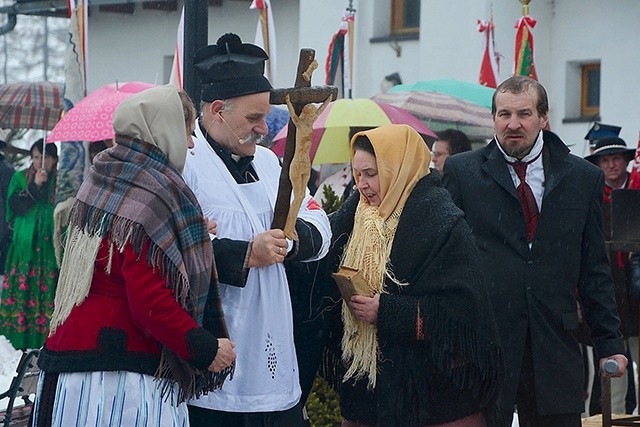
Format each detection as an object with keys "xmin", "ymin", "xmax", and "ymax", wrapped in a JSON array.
[{"xmin": 283, "ymin": 93, "xmax": 331, "ymax": 240}]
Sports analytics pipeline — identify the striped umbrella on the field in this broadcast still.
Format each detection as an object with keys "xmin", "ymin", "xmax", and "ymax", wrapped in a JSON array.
[
  {"xmin": 0, "ymin": 81, "xmax": 64, "ymax": 130},
  {"xmin": 388, "ymin": 79, "xmax": 495, "ymax": 109},
  {"xmin": 271, "ymin": 98, "xmax": 437, "ymax": 165},
  {"xmin": 372, "ymin": 91, "xmax": 494, "ymax": 142}
]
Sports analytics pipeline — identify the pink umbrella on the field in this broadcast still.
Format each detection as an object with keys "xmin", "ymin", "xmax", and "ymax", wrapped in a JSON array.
[
  {"xmin": 271, "ymin": 98, "xmax": 437, "ymax": 165},
  {"xmin": 47, "ymin": 81, "xmax": 156, "ymax": 143}
]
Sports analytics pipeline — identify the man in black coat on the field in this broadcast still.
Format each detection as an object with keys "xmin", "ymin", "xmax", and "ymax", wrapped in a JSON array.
[{"xmin": 442, "ymin": 75, "xmax": 626, "ymax": 426}]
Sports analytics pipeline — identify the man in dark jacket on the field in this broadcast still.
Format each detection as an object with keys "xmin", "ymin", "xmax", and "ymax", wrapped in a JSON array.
[
  {"xmin": 443, "ymin": 75, "xmax": 626, "ymax": 426},
  {"xmin": 584, "ymin": 137, "xmax": 638, "ymax": 415}
]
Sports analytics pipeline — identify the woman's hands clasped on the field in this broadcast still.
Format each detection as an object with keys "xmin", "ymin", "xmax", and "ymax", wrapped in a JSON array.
[
  {"xmin": 348, "ymin": 293, "xmax": 380, "ymax": 324},
  {"xmin": 205, "ymin": 217, "xmax": 218, "ymax": 236}
]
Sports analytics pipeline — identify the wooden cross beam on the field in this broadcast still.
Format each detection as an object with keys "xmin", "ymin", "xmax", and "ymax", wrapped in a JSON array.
[{"xmin": 269, "ymin": 49, "xmax": 337, "ymax": 231}]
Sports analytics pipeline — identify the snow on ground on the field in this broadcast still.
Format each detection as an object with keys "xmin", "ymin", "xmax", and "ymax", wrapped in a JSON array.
[{"xmin": 0, "ymin": 335, "xmax": 23, "ymax": 411}]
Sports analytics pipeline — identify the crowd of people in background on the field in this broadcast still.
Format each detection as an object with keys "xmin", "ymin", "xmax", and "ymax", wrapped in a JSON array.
[{"xmin": 0, "ymin": 32, "xmax": 639, "ymax": 427}]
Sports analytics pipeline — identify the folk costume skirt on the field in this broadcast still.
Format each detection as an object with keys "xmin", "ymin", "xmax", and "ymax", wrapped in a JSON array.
[{"xmin": 32, "ymin": 371, "xmax": 189, "ymax": 427}]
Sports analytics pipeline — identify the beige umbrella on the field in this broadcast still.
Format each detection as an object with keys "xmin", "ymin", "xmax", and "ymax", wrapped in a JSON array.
[{"xmin": 372, "ymin": 91, "xmax": 494, "ymax": 141}]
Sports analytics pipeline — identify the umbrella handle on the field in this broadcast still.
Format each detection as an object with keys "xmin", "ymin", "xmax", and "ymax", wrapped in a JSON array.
[{"xmin": 42, "ymin": 130, "xmax": 46, "ymax": 170}]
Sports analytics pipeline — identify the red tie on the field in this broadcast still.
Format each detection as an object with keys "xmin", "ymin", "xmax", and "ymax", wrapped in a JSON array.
[
  {"xmin": 603, "ymin": 184, "xmax": 613, "ymax": 203},
  {"xmin": 511, "ymin": 155, "xmax": 540, "ymax": 242}
]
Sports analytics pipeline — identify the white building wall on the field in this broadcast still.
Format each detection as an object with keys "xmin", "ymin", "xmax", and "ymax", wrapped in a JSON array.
[
  {"xmin": 88, "ymin": 0, "xmax": 299, "ymax": 91},
  {"xmin": 88, "ymin": 7, "xmax": 178, "ymax": 89},
  {"xmin": 86, "ymin": 0, "xmax": 640, "ymax": 156},
  {"xmin": 418, "ymin": 1, "xmax": 491, "ymax": 82},
  {"xmin": 545, "ymin": 0, "xmax": 640, "ymax": 155}
]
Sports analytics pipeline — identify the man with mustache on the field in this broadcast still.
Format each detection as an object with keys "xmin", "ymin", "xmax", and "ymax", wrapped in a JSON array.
[
  {"xmin": 442, "ymin": 75, "xmax": 626, "ymax": 426},
  {"xmin": 182, "ymin": 33, "xmax": 331, "ymax": 427}
]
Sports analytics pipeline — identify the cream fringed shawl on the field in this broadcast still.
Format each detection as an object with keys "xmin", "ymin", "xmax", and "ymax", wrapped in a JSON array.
[
  {"xmin": 340, "ymin": 124, "xmax": 431, "ymax": 388},
  {"xmin": 340, "ymin": 203, "xmax": 402, "ymax": 387}
]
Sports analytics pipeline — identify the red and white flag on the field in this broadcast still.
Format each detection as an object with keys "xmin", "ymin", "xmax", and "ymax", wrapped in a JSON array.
[
  {"xmin": 628, "ymin": 131, "xmax": 640, "ymax": 190},
  {"xmin": 169, "ymin": 7, "xmax": 184, "ymax": 90},
  {"xmin": 478, "ymin": 19, "xmax": 499, "ymax": 88},
  {"xmin": 325, "ymin": 9, "xmax": 355, "ymax": 98},
  {"xmin": 251, "ymin": 0, "xmax": 277, "ymax": 83}
]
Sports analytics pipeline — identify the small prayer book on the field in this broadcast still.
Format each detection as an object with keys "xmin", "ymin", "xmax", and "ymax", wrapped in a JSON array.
[{"xmin": 332, "ymin": 267, "xmax": 368, "ymax": 301}]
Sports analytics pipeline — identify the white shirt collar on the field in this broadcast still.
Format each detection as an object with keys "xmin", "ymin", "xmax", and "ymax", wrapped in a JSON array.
[
  {"xmin": 496, "ymin": 130, "xmax": 544, "ymax": 163},
  {"xmin": 606, "ymin": 174, "xmax": 629, "ymax": 190}
]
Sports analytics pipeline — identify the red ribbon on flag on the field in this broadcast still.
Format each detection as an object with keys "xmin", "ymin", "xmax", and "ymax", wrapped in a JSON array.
[{"xmin": 515, "ymin": 15, "xmax": 537, "ymax": 29}]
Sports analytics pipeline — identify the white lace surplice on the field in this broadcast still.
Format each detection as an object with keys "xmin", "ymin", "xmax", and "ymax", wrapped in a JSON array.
[{"xmin": 183, "ymin": 127, "xmax": 329, "ymax": 413}]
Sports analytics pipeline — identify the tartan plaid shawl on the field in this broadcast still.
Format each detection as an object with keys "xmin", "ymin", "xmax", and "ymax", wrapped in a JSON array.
[{"xmin": 64, "ymin": 138, "xmax": 229, "ymax": 400}]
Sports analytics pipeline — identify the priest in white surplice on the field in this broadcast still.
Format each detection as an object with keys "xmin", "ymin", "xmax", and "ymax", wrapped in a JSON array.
[{"xmin": 183, "ymin": 33, "xmax": 331, "ymax": 427}]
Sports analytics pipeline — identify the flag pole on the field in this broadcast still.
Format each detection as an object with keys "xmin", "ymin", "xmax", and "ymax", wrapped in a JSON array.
[
  {"xmin": 491, "ymin": 0, "xmax": 498, "ymax": 71},
  {"xmin": 346, "ymin": 0, "xmax": 355, "ymax": 99},
  {"xmin": 169, "ymin": 7, "xmax": 185, "ymax": 90},
  {"xmin": 42, "ymin": 132, "xmax": 46, "ymax": 169},
  {"xmin": 260, "ymin": 6, "xmax": 271, "ymax": 81},
  {"xmin": 183, "ymin": 0, "xmax": 208, "ymax": 112},
  {"xmin": 520, "ymin": 0, "xmax": 531, "ymax": 16},
  {"xmin": 251, "ymin": 0, "xmax": 276, "ymax": 84}
]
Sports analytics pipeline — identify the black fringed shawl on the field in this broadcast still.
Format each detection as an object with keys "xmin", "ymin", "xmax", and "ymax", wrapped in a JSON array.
[{"xmin": 327, "ymin": 172, "xmax": 504, "ymax": 427}]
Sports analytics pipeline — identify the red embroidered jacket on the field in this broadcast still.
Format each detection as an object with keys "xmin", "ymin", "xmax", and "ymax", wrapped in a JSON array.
[{"xmin": 40, "ymin": 238, "xmax": 217, "ymax": 375}]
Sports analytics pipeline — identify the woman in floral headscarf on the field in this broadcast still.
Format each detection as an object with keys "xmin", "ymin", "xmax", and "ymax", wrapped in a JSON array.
[{"xmin": 325, "ymin": 124, "xmax": 503, "ymax": 427}]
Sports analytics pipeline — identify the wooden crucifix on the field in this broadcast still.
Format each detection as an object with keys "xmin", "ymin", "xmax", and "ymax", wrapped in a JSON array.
[{"xmin": 270, "ymin": 49, "xmax": 337, "ymax": 238}]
